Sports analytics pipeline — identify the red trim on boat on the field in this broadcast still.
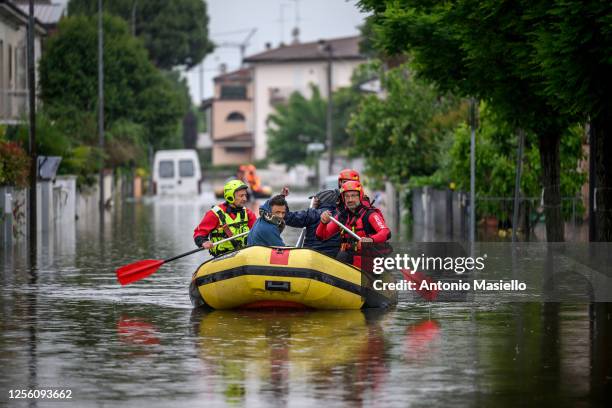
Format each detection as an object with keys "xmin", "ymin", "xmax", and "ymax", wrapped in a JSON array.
[{"xmin": 269, "ymin": 248, "xmax": 290, "ymax": 265}]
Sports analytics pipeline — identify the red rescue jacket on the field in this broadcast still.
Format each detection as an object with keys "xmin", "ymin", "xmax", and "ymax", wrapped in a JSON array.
[{"xmin": 316, "ymin": 205, "xmax": 390, "ymax": 268}]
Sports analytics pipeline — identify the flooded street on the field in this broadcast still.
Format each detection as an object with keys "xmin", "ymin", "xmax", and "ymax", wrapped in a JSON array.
[{"xmin": 0, "ymin": 196, "xmax": 607, "ymax": 407}]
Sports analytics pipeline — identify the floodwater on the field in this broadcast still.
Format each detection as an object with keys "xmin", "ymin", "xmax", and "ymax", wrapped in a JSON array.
[{"xmin": 0, "ymin": 194, "xmax": 610, "ymax": 407}]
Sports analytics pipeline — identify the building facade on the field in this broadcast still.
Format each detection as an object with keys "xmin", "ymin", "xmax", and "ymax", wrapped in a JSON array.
[
  {"xmin": 243, "ymin": 36, "xmax": 366, "ymax": 161},
  {"xmin": 204, "ymin": 67, "xmax": 254, "ymax": 166},
  {"xmin": 0, "ymin": 0, "xmax": 46, "ymax": 124}
]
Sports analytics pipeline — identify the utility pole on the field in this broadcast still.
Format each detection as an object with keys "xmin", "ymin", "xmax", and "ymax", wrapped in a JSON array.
[
  {"xmin": 131, "ymin": 0, "xmax": 137, "ymax": 36},
  {"xmin": 279, "ymin": 4, "xmax": 290, "ymax": 44},
  {"xmin": 98, "ymin": 0, "xmax": 105, "ymax": 220},
  {"xmin": 27, "ymin": 0, "xmax": 36, "ymax": 251},
  {"xmin": 324, "ymin": 43, "xmax": 333, "ymax": 175},
  {"xmin": 215, "ymin": 28, "xmax": 256, "ymax": 66},
  {"xmin": 469, "ymin": 98, "xmax": 477, "ymax": 243},
  {"xmin": 512, "ymin": 129, "xmax": 525, "ymax": 242},
  {"xmin": 199, "ymin": 61, "xmax": 204, "ymax": 102}
]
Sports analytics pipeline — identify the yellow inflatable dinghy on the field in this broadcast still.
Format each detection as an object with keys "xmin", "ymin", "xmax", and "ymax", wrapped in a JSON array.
[{"xmin": 189, "ymin": 246, "xmax": 397, "ymax": 310}]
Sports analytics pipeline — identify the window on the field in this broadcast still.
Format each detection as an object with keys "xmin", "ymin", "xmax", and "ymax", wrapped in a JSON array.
[
  {"xmin": 179, "ymin": 159, "xmax": 195, "ymax": 177},
  {"xmin": 225, "ymin": 147, "xmax": 250, "ymax": 154},
  {"xmin": 17, "ymin": 47, "xmax": 26, "ymax": 90},
  {"xmin": 226, "ymin": 111, "xmax": 245, "ymax": 122},
  {"xmin": 220, "ymin": 85, "xmax": 247, "ymax": 100},
  {"xmin": 159, "ymin": 160, "xmax": 174, "ymax": 178}
]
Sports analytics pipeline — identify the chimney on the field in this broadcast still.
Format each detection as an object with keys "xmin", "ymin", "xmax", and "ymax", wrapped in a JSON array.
[
  {"xmin": 219, "ymin": 63, "xmax": 227, "ymax": 74},
  {"xmin": 265, "ymin": 42, "xmax": 272, "ymax": 50}
]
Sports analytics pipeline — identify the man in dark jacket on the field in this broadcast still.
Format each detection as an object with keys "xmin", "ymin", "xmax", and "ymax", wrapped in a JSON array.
[
  {"xmin": 284, "ymin": 189, "xmax": 340, "ymax": 258},
  {"xmin": 247, "ymin": 195, "xmax": 288, "ymax": 247}
]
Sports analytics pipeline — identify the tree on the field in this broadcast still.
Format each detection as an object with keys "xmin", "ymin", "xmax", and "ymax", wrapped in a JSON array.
[
  {"xmin": 446, "ymin": 106, "xmax": 585, "ymax": 224},
  {"xmin": 358, "ymin": 0, "xmax": 580, "ymax": 241},
  {"xmin": 39, "ymin": 14, "xmax": 188, "ymax": 151},
  {"xmin": 348, "ymin": 63, "xmax": 463, "ymax": 185},
  {"xmin": 517, "ymin": 1, "xmax": 612, "ymax": 241},
  {"xmin": 68, "ymin": 0, "xmax": 214, "ymax": 69},
  {"xmin": 266, "ymin": 85, "xmax": 360, "ymax": 168}
]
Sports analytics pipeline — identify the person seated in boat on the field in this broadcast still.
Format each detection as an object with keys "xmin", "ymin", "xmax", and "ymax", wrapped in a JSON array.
[
  {"xmin": 316, "ymin": 180, "xmax": 391, "ymax": 269},
  {"xmin": 279, "ymin": 169, "xmax": 364, "ymax": 258},
  {"xmin": 247, "ymin": 195, "xmax": 288, "ymax": 247},
  {"xmin": 193, "ymin": 180, "xmax": 257, "ymax": 256},
  {"xmin": 281, "ymin": 188, "xmax": 341, "ymax": 258},
  {"xmin": 336, "ymin": 169, "xmax": 372, "ymax": 207}
]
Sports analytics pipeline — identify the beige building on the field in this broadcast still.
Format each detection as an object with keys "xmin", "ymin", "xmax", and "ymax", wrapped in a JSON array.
[
  {"xmin": 243, "ymin": 35, "xmax": 366, "ymax": 161},
  {"xmin": 0, "ymin": 0, "xmax": 47, "ymax": 124},
  {"xmin": 204, "ymin": 67, "xmax": 254, "ymax": 165}
]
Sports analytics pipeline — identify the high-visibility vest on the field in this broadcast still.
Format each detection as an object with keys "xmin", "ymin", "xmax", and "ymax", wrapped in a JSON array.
[{"xmin": 208, "ymin": 205, "xmax": 249, "ymax": 256}]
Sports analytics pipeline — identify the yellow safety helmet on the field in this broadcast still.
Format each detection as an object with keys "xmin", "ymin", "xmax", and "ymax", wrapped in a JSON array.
[{"xmin": 224, "ymin": 179, "xmax": 248, "ymax": 204}]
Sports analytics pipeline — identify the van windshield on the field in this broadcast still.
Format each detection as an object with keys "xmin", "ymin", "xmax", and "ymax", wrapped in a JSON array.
[
  {"xmin": 179, "ymin": 160, "xmax": 195, "ymax": 177},
  {"xmin": 159, "ymin": 161, "xmax": 174, "ymax": 178}
]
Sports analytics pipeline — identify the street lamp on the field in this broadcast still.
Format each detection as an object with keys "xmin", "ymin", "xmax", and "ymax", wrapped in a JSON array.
[
  {"xmin": 318, "ymin": 40, "xmax": 333, "ymax": 176},
  {"xmin": 307, "ymin": 142, "xmax": 325, "ymax": 188}
]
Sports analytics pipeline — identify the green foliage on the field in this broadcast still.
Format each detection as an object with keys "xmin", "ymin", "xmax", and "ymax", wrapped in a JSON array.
[
  {"xmin": 445, "ymin": 106, "xmax": 585, "ymax": 221},
  {"xmin": 39, "ymin": 14, "xmax": 188, "ymax": 154},
  {"xmin": 266, "ymin": 84, "xmax": 361, "ymax": 168},
  {"xmin": 358, "ymin": 0, "xmax": 575, "ymax": 135},
  {"xmin": 41, "ymin": 15, "xmax": 155, "ymax": 123},
  {"xmin": 522, "ymin": 1, "xmax": 612, "ymax": 118},
  {"xmin": 136, "ymin": 70, "xmax": 190, "ymax": 149},
  {"xmin": 68, "ymin": 0, "xmax": 214, "ymax": 69},
  {"xmin": 61, "ymin": 146, "xmax": 103, "ymax": 187},
  {"xmin": 0, "ymin": 141, "xmax": 30, "ymax": 188},
  {"xmin": 358, "ymin": 0, "xmax": 592, "ymax": 240},
  {"xmin": 12, "ymin": 112, "xmax": 72, "ymax": 158},
  {"xmin": 105, "ymin": 119, "xmax": 146, "ymax": 168},
  {"xmin": 3, "ymin": 110, "xmax": 103, "ymax": 187},
  {"xmin": 348, "ymin": 63, "xmax": 463, "ymax": 184}
]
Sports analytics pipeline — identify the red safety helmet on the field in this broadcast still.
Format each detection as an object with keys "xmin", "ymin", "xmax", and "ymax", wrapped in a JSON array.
[
  {"xmin": 340, "ymin": 180, "xmax": 364, "ymax": 200},
  {"xmin": 338, "ymin": 168, "xmax": 360, "ymax": 184}
]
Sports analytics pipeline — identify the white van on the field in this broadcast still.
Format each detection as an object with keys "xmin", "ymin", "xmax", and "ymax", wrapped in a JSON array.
[{"xmin": 152, "ymin": 149, "xmax": 202, "ymax": 195}]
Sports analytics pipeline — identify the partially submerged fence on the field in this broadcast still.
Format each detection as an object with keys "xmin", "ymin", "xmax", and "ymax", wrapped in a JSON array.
[{"xmin": 411, "ymin": 186, "xmax": 584, "ymax": 242}]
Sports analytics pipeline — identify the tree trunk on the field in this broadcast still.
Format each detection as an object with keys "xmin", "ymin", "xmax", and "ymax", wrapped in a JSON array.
[
  {"xmin": 592, "ymin": 111, "xmax": 612, "ymax": 241},
  {"xmin": 539, "ymin": 132, "xmax": 564, "ymax": 241}
]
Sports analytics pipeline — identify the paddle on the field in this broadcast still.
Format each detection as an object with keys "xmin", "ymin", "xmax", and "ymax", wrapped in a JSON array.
[
  {"xmin": 401, "ymin": 268, "xmax": 439, "ymax": 301},
  {"xmin": 328, "ymin": 216, "xmax": 363, "ymax": 241},
  {"xmin": 116, "ymin": 231, "xmax": 249, "ymax": 286},
  {"xmin": 329, "ymin": 214, "xmax": 438, "ymax": 301}
]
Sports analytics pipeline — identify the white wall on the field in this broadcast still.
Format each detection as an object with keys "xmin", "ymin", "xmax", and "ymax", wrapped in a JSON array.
[
  {"xmin": 0, "ymin": 11, "xmax": 43, "ymax": 121},
  {"xmin": 252, "ymin": 59, "xmax": 365, "ymax": 160}
]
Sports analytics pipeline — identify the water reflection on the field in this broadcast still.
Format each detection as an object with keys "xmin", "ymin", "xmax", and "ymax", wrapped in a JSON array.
[
  {"xmin": 192, "ymin": 309, "xmax": 392, "ymax": 406},
  {"xmin": 1, "ymin": 197, "xmax": 612, "ymax": 407},
  {"xmin": 117, "ymin": 316, "xmax": 161, "ymax": 347},
  {"xmin": 404, "ymin": 319, "xmax": 440, "ymax": 362}
]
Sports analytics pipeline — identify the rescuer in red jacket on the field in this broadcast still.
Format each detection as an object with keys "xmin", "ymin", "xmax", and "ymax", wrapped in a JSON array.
[
  {"xmin": 316, "ymin": 180, "xmax": 391, "ymax": 269},
  {"xmin": 193, "ymin": 180, "xmax": 257, "ymax": 256}
]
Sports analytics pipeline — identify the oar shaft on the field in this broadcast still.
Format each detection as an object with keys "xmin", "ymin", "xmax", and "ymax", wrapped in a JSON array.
[
  {"xmin": 162, "ymin": 230, "xmax": 250, "ymax": 263},
  {"xmin": 329, "ymin": 216, "xmax": 362, "ymax": 241},
  {"xmin": 164, "ymin": 246, "xmax": 204, "ymax": 263}
]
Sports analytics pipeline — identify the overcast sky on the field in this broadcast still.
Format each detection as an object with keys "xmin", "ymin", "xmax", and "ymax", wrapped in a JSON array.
[
  {"xmin": 184, "ymin": 0, "xmax": 368, "ymax": 103},
  {"xmin": 53, "ymin": 0, "xmax": 368, "ymax": 104}
]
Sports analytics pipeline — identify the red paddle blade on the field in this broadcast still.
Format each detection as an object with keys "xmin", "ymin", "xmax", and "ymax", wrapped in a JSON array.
[
  {"xmin": 401, "ymin": 269, "xmax": 439, "ymax": 301},
  {"xmin": 116, "ymin": 259, "xmax": 164, "ymax": 286}
]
